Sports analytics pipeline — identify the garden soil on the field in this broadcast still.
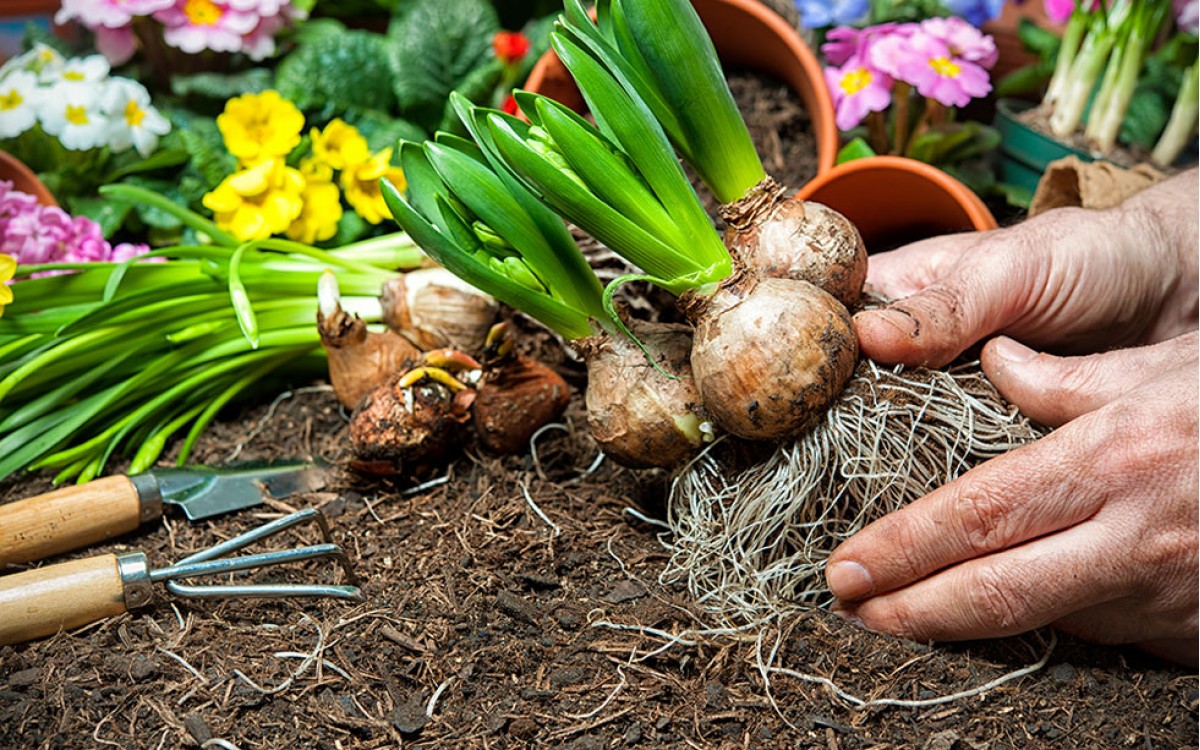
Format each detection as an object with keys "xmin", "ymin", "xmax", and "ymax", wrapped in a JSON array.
[{"xmin": 1, "ymin": 73, "xmax": 1197, "ymax": 750}]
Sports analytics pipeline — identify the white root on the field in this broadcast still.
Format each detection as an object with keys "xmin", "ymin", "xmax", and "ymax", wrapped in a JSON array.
[{"xmin": 662, "ymin": 359, "xmax": 1048, "ymax": 625}]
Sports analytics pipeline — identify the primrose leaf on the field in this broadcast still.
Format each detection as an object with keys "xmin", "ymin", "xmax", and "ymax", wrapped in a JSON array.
[
  {"xmin": 835, "ymin": 137, "xmax": 876, "ymax": 164},
  {"xmin": 276, "ymin": 30, "xmax": 396, "ymax": 113},
  {"xmin": 170, "ymin": 69, "xmax": 274, "ymax": 101},
  {"xmin": 388, "ymin": 0, "xmax": 500, "ymax": 131},
  {"xmin": 68, "ymin": 195, "xmax": 133, "ymax": 238}
]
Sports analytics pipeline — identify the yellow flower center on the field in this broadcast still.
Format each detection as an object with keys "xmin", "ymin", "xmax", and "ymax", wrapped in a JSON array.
[
  {"xmin": 0, "ymin": 89, "xmax": 22, "ymax": 111},
  {"xmin": 184, "ymin": 0, "xmax": 224, "ymax": 26},
  {"xmin": 930, "ymin": 57, "xmax": 961, "ymax": 78},
  {"xmin": 124, "ymin": 100, "xmax": 146, "ymax": 127},
  {"xmin": 66, "ymin": 104, "xmax": 89, "ymax": 125},
  {"xmin": 64, "ymin": 71, "xmax": 85, "ymax": 81},
  {"xmin": 840, "ymin": 68, "xmax": 873, "ymax": 96}
]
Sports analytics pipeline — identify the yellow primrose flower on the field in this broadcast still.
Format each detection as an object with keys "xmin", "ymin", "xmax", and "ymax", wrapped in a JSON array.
[
  {"xmin": 287, "ymin": 158, "xmax": 343, "ymax": 245},
  {"xmin": 341, "ymin": 148, "xmax": 406, "ymax": 225},
  {"xmin": 0, "ymin": 253, "xmax": 14, "ymax": 317},
  {"xmin": 310, "ymin": 119, "xmax": 369, "ymax": 171},
  {"xmin": 202, "ymin": 158, "xmax": 306, "ymax": 241},
  {"xmin": 217, "ymin": 90, "xmax": 305, "ymax": 164}
]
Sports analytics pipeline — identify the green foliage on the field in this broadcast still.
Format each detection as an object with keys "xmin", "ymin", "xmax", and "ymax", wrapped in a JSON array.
[
  {"xmin": 387, "ymin": 0, "xmax": 502, "ymax": 131},
  {"xmin": 836, "ymin": 137, "xmax": 877, "ymax": 164},
  {"xmin": 276, "ymin": 30, "xmax": 398, "ymax": 112},
  {"xmin": 170, "ymin": 69, "xmax": 276, "ymax": 100}
]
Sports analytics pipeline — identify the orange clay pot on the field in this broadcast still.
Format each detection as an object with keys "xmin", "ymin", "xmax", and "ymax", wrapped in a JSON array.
[
  {"xmin": 523, "ymin": 0, "xmax": 839, "ymax": 177},
  {"xmin": 0, "ymin": 150, "xmax": 56, "ymax": 207},
  {"xmin": 795, "ymin": 155, "xmax": 997, "ymax": 253}
]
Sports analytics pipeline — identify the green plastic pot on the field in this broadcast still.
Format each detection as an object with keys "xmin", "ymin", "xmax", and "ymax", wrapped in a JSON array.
[{"xmin": 994, "ymin": 98, "xmax": 1093, "ymax": 196}]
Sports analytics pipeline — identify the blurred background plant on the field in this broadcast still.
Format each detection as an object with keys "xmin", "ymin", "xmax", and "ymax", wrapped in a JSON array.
[
  {"xmin": 998, "ymin": 0, "xmax": 1198, "ymax": 167},
  {"xmin": 5, "ymin": 0, "xmax": 556, "ymax": 248},
  {"xmin": 802, "ymin": 1, "xmax": 1005, "ymax": 196}
]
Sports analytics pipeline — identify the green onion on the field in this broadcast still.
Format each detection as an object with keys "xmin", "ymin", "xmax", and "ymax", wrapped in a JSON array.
[
  {"xmin": 0, "ymin": 222, "xmax": 424, "ymax": 484},
  {"xmin": 1152, "ymin": 53, "xmax": 1199, "ymax": 165}
]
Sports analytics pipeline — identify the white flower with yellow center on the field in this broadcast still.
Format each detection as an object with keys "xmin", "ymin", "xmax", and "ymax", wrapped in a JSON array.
[
  {"xmin": 40, "ymin": 53, "xmax": 109, "ymax": 87},
  {"xmin": 101, "ymin": 78, "xmax": 171, "ymax": 157},
  {"xmin": 37, "ymin": 82, "xmax": 109, "ymax": 151},
  {"xmin": 0, "ymin": 43, "xmax": 64, "ymax": 81},
  {"xmin": 0, "ymin": 70, "xmax": 40, "ymax": 138}
]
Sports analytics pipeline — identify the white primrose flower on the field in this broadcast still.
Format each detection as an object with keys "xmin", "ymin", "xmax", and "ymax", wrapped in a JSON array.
[
  {"xmin": 0, "ymin": 70, "xmax": 41, "ymax": 138},
  {"xmin": 38, "ymin": 82, "xmax": 110, "ymax": 151},
  {"xmin": 101, "ymin": 78, "xmax": 171, "ymax": 157},
  {"xmin": 0, "ymin": 43, "xmax": 64, "ymax": 81},
  {"xmin": 42, "ymin": 54, "xmax": 110, "ymax": 86}
]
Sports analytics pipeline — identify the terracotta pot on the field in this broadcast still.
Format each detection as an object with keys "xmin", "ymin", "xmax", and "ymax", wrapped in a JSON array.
[
  {"xmin": 523, "ymin": 0, "xmax": 838, "ymax": 177},
  {"xmin": 795, "ymin": 155, "xmax": 997, "ymax": 252},
  {"xmin": 0, "ymin": 150, "xmax": 56, "ymax": 207}
]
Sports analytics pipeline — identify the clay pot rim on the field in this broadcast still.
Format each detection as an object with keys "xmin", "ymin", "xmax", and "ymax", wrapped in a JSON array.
[
  {"xmin": 0, "ymin": 150, "xmax": 57, "ymax": 207},
  {"xmin": 522, "ymin": 0, "xmax": 838, "ymax": 177},
  {"xmin": 795, "ymin": 154, "xmax": 998, "ymax": 233}
]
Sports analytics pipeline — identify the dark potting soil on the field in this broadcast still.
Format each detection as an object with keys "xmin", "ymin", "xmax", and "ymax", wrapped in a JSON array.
[{"xmin": 0, "ymin": 29, "xmax": 1195, "ymax": 750}]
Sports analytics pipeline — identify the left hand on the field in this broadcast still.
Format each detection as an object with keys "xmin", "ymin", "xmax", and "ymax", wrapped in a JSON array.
[{"xmin": 825, "ymin": 331, "xmax": 1199, "ymax": 664}]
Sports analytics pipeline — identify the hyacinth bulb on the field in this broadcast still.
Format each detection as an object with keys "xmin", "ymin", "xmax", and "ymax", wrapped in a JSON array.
[
  {"xmin": 318, "ymin": 271, "xmax": 422, "ymax": 410},
  {"xmin": 348, "ymin": 370, "xmax": 474, "ymax": 476},
  {"xmin": 380, "ymin": 267, "xmax": 499, "ymax": 354},
  {"xmin": 473, "ymin": 355, "xmax": 571, "ymax": 455},
  {"xmin": 685, "ymin": 275, "xmax": 857, "ymax": 441},
  {"xmin": 577, "ymin": 318, "xmax": 710, "ymax": 468},
  {"xmin": 725, "ymin": 196, "xmax": 867, "ymax": 308}
]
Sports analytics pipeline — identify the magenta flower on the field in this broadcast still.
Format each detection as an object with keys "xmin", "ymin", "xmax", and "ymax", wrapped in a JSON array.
[
  {"xmin": 822, "ymin": 23, "xmax": 912, "ymax": 67},
  {"xmin": 887, "ymin": 29, "xmax": 992, "ymax": 108},
  {"xmin": 919, "ymin": 16, "xmax": 998, "ymax": 69},
  {"xmin": 0, "ymin": 181, "xmax": 160, "ymax": 277},
  {"xmin": 1176, "ymin": 0, "xmax": 1199, "ymax": 34},
  {"xmin": 825, "ymin": 60, "xmax": 893, "ymax": 130}
]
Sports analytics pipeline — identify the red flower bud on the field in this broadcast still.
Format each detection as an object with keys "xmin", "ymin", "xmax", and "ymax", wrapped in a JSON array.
[{"xmin": 493, "ymin": 31, "xmax": 530, "ymax": 65}]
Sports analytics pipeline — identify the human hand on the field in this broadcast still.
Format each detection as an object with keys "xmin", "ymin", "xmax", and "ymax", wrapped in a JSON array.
[
  {"xmin": 854, "ymin": 169, "xmax": 1198, "ymax": 367},
  {"xmin": 825, "ymin": 331, "xmax": 1198, "ymax": 663}
]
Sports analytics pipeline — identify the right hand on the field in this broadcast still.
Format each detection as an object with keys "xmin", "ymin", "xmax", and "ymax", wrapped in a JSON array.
[{"xmin": 853, "ymin": 169, "xmax": 1199, "ymax": 368}]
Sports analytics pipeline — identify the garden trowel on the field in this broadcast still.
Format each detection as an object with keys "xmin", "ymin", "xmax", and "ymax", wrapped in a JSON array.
[{"xmin": 0, "ymin": 461, "xmax": 328, "ymax": 567}]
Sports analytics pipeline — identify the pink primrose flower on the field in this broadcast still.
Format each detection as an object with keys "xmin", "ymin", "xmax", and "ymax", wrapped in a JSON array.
[
  {"xmin": 154, "ymin": 0, "xmax": 262, "ymax": 55},
  {"xmin": 1176, "ymin": 0, "xmax": 1199, "ymax": 34},
  {"xmin": 822, "ymin": 23, "xmax": 912, "ymax": 68},
  {"xmin": 93, "ymin": 25, "xmax": 138, "ymax": 65},
  {"xmin": 919, "ymin": 16, "xmax": 998, "ymax": 69},
  {"xmin": 56, "ymin": 0, "xmax": 174, "ymax": 29},
  {"xmin": 888, "ymin": 29, "xmax": 991, "ymax": 108},
  {"xmin": 825, "ymin": 59, "xmax": 893, "ymax": 131}
]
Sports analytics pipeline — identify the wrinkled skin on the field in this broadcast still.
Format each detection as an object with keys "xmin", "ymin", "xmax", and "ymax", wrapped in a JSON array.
[{"xmin": 829, "ymin": 169, "xmax": 1199, "ymax": 665}]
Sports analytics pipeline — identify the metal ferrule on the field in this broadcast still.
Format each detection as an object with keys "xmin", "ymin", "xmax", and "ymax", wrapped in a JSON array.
[
  {"xmin": 129, "ymin": 474, "xmax": 163, "ymax": 524},
  {"xmin": 115, "ymin": 552, "xmax": 154, "ymax": 610}
]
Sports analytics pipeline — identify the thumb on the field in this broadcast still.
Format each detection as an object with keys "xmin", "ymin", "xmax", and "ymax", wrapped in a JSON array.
[{"xmin": 981, "ymin": 332, "xmax": 1199, "ymax": 427}]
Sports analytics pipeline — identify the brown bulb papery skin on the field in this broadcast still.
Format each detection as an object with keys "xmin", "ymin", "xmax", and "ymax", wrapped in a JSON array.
[
  {"xmin": 381, "ymin": 269, "xmax": 499, "ymax": 354},
  {"xmin": 318, "ymin": 307, "xmax": 422, "ymax": 411},
  {"xmin": 472, "ymin": 356, "xmax": 571, "ymax": 455},
  {"xmin": 577, "ymin": 319, "xmax": 708, "ymax": 469},
  {"xmin": 685, "ymin": 275, "xmax": 857, "ymax": 441},
  {"xmin": 725, "ymin": 198, "xmax": 867, "ymax": 308},
  {"xmin": 348, "ymin": 376, "xmax": 472, "ymax": 476}
]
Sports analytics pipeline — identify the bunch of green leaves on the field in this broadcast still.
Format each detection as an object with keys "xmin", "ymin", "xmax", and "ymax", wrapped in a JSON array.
[
  {"xmin": 554, "ymin": 0, "xmax": 766, "ymax": 204},
  {"xmin": 382, "ymin": 95, "xmax": 606, "ymax": 342},
  {"xmin": 0, "ymin": 184, "xmax": 423, "ymax": 485}
]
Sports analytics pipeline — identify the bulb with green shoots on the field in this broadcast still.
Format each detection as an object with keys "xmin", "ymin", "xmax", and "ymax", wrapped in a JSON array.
[
  {"xmin": 554, "ymin": 0, "xmax": 867, "ymax": 304},
  {"xmin": 471, "ymin": 41, "xmax": 857, "ymax": 441},
  {"xmin": 379, "ymin": 97, "xmax": 712, "ymax": 467}
]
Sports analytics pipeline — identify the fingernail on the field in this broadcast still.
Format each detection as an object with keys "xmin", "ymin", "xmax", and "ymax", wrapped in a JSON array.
[
  {"xmin": 830, "ymin": 606, "xmax": 864, "ymax": 628},
  {"xmin": 826, "ymin": 560, "xmax": 874, "ymax": 601},
  {"xmin": 991, "ymin": 336, "xmax": 1036, "ymax": 363},
  {"xmin": 870, "ymin": 308, "xmax": 919, "ymax": 339}
]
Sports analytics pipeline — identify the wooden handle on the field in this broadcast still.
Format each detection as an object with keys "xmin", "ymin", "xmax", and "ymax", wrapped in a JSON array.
[
  {"xmin": 0, "ymin": 475, "xmax": 146, "ymax": 566},
  {"xmin": 0, "ymin": 554, "xmax": 127, "ymax": 646}
]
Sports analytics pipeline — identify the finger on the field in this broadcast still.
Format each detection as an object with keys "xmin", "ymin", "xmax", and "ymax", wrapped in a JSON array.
[
  {"xmin": 863, "ymin": 232, "xmax": 977, "ymax": 300},
  {"xmin": 824, "ymin": 425, "xmax": 1105, "ymax": 603},
  {"xmin": 834, "ymin": 521, "xmax": 1128, "ymax": 642},
  {"xmin": 854, "ymin": 243, "xmax": 1036, "ymax": 368},
  {"xmin": 982, "ymin": 332, "xmax": 1199, "ymax": 427}
]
